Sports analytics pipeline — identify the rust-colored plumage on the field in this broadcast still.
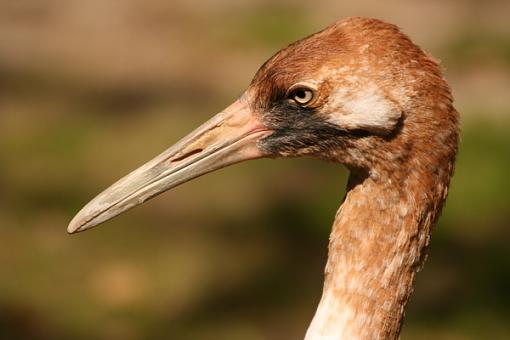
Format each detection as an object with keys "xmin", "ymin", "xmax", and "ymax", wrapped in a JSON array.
[{"xmin": 69, "ymin": 17, "xmax": 459, "ymax": 339}]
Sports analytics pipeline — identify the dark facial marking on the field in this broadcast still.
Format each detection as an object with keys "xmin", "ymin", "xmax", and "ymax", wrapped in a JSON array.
[{"xmin": 258, "ymin": 98, "xmax": 370, "ymax": 157}]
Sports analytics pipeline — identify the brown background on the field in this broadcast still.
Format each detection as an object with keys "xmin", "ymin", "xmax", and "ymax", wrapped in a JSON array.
[{"xmin": 1, "ymin": 0, "xmax": 509, "ymax": 339}]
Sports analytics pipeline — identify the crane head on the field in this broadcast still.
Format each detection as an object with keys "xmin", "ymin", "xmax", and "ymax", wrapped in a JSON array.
[{"xmin": 68, "ymin": 17, "xmax": 455, "ymax": 233}]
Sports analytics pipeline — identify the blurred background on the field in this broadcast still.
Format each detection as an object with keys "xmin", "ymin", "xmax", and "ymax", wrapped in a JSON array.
[{"xmin": 1, "ymin": 0, "xmax": 509, "ymax": 339}]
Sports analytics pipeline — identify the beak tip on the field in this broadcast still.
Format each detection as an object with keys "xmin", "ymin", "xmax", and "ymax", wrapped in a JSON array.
[
  {"xmin": 67, "ymin": 214, "xmax": 90, "ymax": 234},
  {"xmin": 67, "ymin": 220, "xmax": 82, "ymax": 234},
  {"xmin": 67, "ymin": 198, "xmax": 109, "ymax": 234}
]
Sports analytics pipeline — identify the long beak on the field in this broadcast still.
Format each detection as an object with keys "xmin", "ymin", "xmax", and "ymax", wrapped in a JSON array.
[{"xmin": 68, "ymin": 97, "xmax": 271, "ymax": 234}]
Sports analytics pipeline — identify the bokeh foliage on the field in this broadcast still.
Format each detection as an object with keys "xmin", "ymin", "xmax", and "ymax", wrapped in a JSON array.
[{"xmin": 1, "ymin": 1, "xmax": 509, "ymax": 339}]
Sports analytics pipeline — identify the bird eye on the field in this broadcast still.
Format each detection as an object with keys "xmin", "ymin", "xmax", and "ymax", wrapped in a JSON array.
[{"xmin": 289, "ymin": 88, "xmax": 314, "ymax": 105}]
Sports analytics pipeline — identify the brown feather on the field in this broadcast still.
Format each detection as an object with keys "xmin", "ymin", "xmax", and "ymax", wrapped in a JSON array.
[{"xmin": 247, "ymin": 17, "xmax": 459, "ymax": 339}]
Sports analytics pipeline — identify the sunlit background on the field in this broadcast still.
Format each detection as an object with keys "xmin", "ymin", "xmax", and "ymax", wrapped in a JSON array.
[{"xmin": 1, "ymin": 0, "xmax": 509, "ymax": 339}]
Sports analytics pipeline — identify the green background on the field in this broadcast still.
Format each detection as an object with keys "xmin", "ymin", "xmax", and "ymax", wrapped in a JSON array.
[{"xmin": 1, "ymin": 0, "xmax": 509, "ymax": 339}]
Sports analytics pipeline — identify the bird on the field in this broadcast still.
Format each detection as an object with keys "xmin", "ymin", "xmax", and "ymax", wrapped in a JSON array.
[{"xmin": 68, "ymin": 17, "xmax": 459, "ymax": 340}]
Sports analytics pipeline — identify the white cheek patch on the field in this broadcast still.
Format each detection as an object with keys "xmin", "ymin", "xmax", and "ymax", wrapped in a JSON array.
[{"xmin": 326, "ymin": 83, "xmax": 402, "ymax": 134}]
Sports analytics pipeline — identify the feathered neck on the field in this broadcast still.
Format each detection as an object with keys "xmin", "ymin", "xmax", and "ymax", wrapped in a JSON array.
[{"xmin": 305, "ymin": 142, "xmax": 456, "ymax": 339}]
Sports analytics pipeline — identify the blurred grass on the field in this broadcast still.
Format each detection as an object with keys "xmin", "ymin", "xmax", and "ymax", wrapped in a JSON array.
[
  {"xmin": 442, "ymin": 31, "xmax": 510, "ymax": 69},
  {"xmin": 1, "ymin": 1, "xmax": 510, "ymax": 339},
  {"xmin": 221, "ymin": 4, "xmax": 313, "ymax": 48}
]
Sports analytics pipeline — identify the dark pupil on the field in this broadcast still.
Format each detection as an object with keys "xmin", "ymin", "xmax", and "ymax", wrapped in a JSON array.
[{"xmin": 295, "ymin": 90, "xmax": 306, "ymax": 99}]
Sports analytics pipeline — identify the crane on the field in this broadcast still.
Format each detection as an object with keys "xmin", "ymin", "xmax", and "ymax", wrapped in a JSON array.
[{"xmin": 68, "ymin": 17, "xmax": 459, "ymax": 339}]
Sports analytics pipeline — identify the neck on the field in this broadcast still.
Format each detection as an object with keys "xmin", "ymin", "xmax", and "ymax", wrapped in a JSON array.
[{"xmin": 305, "ymin": 160, "xmax": 452, "ymax": 339}]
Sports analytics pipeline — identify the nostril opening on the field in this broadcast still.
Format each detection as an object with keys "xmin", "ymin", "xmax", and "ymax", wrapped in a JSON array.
[{"xmin": 171, "ymin": 149, "xmax": 203, "ymax": 162}]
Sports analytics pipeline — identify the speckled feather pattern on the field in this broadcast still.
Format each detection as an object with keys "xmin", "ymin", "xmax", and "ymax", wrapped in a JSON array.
[
  {"xmin": 248, "ymin": 17, "xmax": 459, "ymax": 339},
  {"xmin": 66, "ymin": 15, "xmax": 460, "ymax": 340}
]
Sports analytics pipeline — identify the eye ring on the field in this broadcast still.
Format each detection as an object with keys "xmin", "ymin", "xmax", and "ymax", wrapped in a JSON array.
[{"xmin": 287, "ymin": 84, "xmax": 316, "ymax": 106}]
